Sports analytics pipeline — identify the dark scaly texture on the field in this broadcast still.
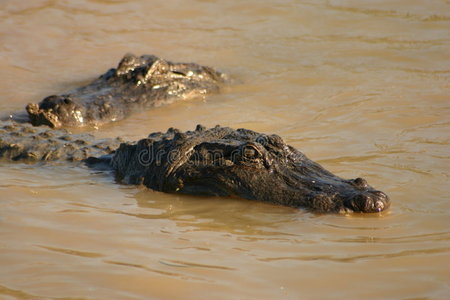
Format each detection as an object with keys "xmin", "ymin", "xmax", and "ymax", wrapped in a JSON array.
[
  {"xmin": 111, "ymin": 125, "xmax": 390, "ymax": 213},
  {"xmin": 0, "ymin": 122, "xmax": 390, "ymax": 213},
  {"xmin": 26, "ymin": 54, "xmax": 226, "ymax": 128},
  {"xmin": 0, "ymin": 121, "xmax": 121, "ymax": 162}
]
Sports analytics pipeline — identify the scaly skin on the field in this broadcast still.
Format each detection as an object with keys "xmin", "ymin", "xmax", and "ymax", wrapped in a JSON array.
[
  {"xmin": 0, "ymin": 121, "xmax": 121, "ymax": 162},
  {"xmin": 26, "ymin": 54, "xmax": 227, "ymax": 128},
  {"xmin": 0, "ymin": 121, "xmax": 390, "ymax": 213},
  {"xmin": 111, "ymin": 125, "xmax": 390, "ymax": 213}
]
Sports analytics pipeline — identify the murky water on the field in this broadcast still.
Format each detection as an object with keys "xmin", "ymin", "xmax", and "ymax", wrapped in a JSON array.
[{"xmin": 0, "ymin": 0, "xmax": 449, "ymax": 299}]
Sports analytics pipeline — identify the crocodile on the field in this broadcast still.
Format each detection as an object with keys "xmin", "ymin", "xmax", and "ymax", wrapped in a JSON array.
[
  {"xmin": 0, "ymin": 121, "xmax": 122, "ymax": 162},
  {"xmin": 25, "ymin": 54, "xmax": 226, "ymax": 128},
  {"xmin": 0, "ymin": 121, "xmax": 390, "ymax": 213}
]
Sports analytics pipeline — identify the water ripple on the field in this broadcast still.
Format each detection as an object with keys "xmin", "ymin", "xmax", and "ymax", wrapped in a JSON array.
[
  {"xmin": 325, "ymin": 3, "xmax": 450, "ymax": 22},
  {"xmin": 325, "ymin": 231, "xmax": 450, "ymax": 244},
  {"xmin": 103, "ymin": 260, "xmax": 204, "ymax": 280},
  {"xmin": 36, "ymin": 245, "xmax": 104, "ymax": 258},
  {"xmin": 284, "ymin": 34, "xmax": 449, "ymax": 48},
  {"xmin": 159, "ymin": 259, "xmax": 235, "ymax": 271},
  {"xmin": 259, "ymin": 246, "xmax": 450, "ymax": 263}
]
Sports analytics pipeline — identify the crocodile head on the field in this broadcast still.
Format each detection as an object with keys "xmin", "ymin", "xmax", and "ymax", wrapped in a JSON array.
[
  {"xmin": 26, "ymin": 54, "xmax": 226, "ymax": 128},
  {"xmin": 112, "ymin": 125, "xmax": 390, "ymax": 213},
  {"xmin": 26, "ymin": 95, "xmax": 85, "ymax": 128}
]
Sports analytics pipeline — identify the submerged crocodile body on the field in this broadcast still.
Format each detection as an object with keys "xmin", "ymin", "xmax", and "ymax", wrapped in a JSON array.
[
  {"xmin": 0, "ymin": 121, "xmax": 121, "ymax": 162},
  {"xmin": 0, "ymin": 121, "xmax": 390, "ymax": 213},
  {"xmin": 25, "ymin": 54, "xmax": 226, "ymax": 128}
]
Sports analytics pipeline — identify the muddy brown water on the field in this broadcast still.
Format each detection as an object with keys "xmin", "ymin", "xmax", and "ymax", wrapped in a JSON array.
[{"xmin": 0, "ymin": 1, "xmax": 449, "ymax": 299}]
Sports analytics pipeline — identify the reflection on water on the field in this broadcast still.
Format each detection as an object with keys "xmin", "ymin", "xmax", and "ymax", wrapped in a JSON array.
[{"xmin": 0, "ymin": 0, "xmax": 449, "ymax": 299}]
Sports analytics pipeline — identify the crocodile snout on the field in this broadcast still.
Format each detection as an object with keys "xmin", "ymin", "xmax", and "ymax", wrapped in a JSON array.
[
  {"xmin": 344, "ymin": 190, "xmax": 390, "ymax": 213},
  {"xmin": 26, "ymin": 95, "xmax": 84, "ymax": 128}
]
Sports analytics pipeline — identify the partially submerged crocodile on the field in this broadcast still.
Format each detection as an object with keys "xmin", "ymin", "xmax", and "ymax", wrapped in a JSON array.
[
  {"xmin": 0, "ymin": 121, "xmax": 122, "ymax": 162},
  {"xmin": 25, "ymin": 53, "xmax": 226, "ymax": 128},
  {"xmin": 0, "ymin": 121, "xmax": 390, "ymax": 213},
  {"xmin": 1, "ymin": 54, "xmax": 390, "ymax": 213}
]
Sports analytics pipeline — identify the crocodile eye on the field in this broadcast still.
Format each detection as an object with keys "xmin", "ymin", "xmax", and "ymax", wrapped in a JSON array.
[
  {"xmin": 171, "ymin": 70, "xmax": 187, "ymax": 76},
  {"xmin": 242, "ymin": 144, "xmax": 261, "ymax": 159}
]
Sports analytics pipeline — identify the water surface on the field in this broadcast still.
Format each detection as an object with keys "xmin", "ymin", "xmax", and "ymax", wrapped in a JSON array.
[{"xmin": 0, "ymin": 0, "xmax": 449, "ymax": 299}]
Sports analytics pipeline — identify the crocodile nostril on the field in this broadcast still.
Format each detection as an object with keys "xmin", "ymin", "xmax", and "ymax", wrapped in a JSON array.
[
  {"xmin": 374, "ymin": 200, "xmax": 385, "ymax": 212},
  {"xmin": 62, "ymin": 98, "xmax": 72, "ymax": 105},
  {"xmin": 353, "ymin": 177, "xmax": 368, "ymax": 188}
]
